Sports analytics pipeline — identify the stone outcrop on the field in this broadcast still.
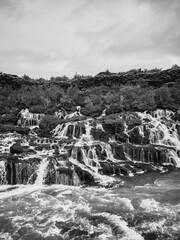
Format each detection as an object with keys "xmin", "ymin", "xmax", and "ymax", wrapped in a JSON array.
[
  {"xmin": 0, "ymin": 124, "xmax": 30, "ymax": 134},
  {"xmin": 10, "ymin": 142, "xmax": 23, "ymax": 155}
]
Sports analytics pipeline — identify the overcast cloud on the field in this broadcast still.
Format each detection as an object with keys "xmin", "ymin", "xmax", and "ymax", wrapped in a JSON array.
[{"xmin": 0, "ymin": 0, "xmax": 180, "ymax": 78}]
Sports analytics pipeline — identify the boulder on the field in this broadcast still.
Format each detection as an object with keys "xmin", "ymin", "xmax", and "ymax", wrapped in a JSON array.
[
  {"xmin": 115, "ymin": 132, "xmax": 128, "ymax": 143},
  {"xmin": 102, "ymin": 119, "xmax": 124, "ymax": 135},
  {"xmin": 100, "ymin": 161, "xmax": 129, "ymax": 175},
  {"xmin": 15, "ymin": 127, "xmax": 30, "ymax": 135},
  {"xmin": 176, "ymin": 124, "xmax": 180, "ymax": 139},
  {"xmin": 172, "ymin": 113, "xmax": 180, "ymax": 122},
  {"xmin": 126, "ymin": 118, "xmax": 142, "ymax": 130},
  {"xmin": 91, "ymin": 128, "xmax": 109, "ymax": 142},
  {"xmin": 74, "ymin": 165, "xmax": 94, "ymax": 184},
  {"xmin": 34, "ymin": 144, "xmax": 51, "ymax": 151},
  {"xmin": 129, "ymin": 127, "xmax": 142, "ymax": 144},
  {"xmin": 114, "ymin": 144, "xmax": 127, "ymax": 160},
  {"xmin": 10, "ymin": 142, "xmax": 23, "ymax": 155}
]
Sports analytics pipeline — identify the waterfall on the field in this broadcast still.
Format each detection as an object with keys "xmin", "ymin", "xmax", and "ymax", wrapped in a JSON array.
[
  {"xmin": 86, "ymin": 147, "xmax": 101, "ymax": 173},
  {"xmin": 53, "ymin": 121, "xmax": 86, "ymax": 139},
  {"xmin": 137, "ymin": 110, "xmax": 180, "ymax": 166},
  {"xmin": 1, "ymin": 108, "xmax": 180, "ymax": 187},
  {"xmin": 0, "ymin": 161, "xmax": 7, "ymax": 184},
  {"xmin": 151, "ymin": 109, "xmax": 173, "ymax": 119},
  {"xmin": 18, "ymin": 109, "xmax": 45, "ymax": 127},
  {"xmin": 102, "ymin": 143, "xmax": 115, "ymax": 161},
  {"xmin": 96, "ymin": 122, "xmax": 104, "ymax": 131},
  {"xmin": 52, "ymin": 123, "xmax": 69, "ymax": 138},
  {"xmin": 35, "ymin": 157, "xmax": 49, "ymax": 185}
]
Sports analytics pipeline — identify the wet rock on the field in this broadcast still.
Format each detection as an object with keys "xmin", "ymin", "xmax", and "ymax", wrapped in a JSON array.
[
  {"xmin": 34, "ymin": 144, "xmax": 51, "ymax": 151},
  {"xmin": 74, "ymin": 165, "xmax": 94, "ymax": 184},
  {"xmin": 21, "ymin": 146, "xmax": 37, "ymax": 155},
  {"xmin": 94, "ymin": 144, "xmax": 106, "ymax": 160},
  {"xmin": 0, "ymin": 157, "xmax": 40, "ymax": 184},
  {"xmin": 115, "ymin": 132, "xmax": 128, "ymax": 143},
  {"xmin": 176, "ymin": 124, "xmax": 180, "ymax": 138},
  {"xmin": 45, "ymin": 160, "xmax": 74, "ymax": 185},
  {"xmin": 100, "ymin": 161, "xmax": 129, "ymax": 175},
  {"xmin": 91, "ymin": 128, "xmax": 109, "ymax": 142},
  {"xmin": 53, "ymin": 147, "xmax": 60, "ymax": 155},
  {"xmin": 141, "ymin": 137, "xmax": 150, "ymax": 144},
  {"xmin": 114, "ymin": 144, "xmax": 127, "ymax": 160},
  {"xmin": 113, "ymin": 143, "xmax": 173, "ymax": 166},
  {"xmin": 0, "ymin": 124, "xmax": 30, "ymax": 135},
  {"xmin": 0, "ymin": 155, "xmax": 19, "ymax": 163},
  {"xmin": 74, "ymin": 124, "xmax": 86, "ymax": 138},
  {"xmin": 129, "ymin": 127, "xmax": 142, "ymax": 144},
  {"xmin": 177, "ymin": 150, "xmax": 180, "ymax": 158},
  {"xmin": 126, "ymin": 118, "xmax": 142, "ymax": 130},
  {"xmin": 10, "ymin": 142, "xmax": 23, "ymax": 155},
  {"xmin": 67, "ymin": 124, "xmax": 74, "ymax": 138},
  {"xmin": 60, "ymin": 115, "xmax": 87, "ymax": 124},
  {"xmin": 172, "ymin": 112, "xmax": 180, "ymax": 121},
  {"xmin": 15, "ymin": 127, "xmax": 30, "ymax": 135},
  {"xmin": 102, "ymin": 119, "xmax": 124, "ymax": 135},
  {"xmin": 76, "ymin": 147, "xmax": 84, "ymax": 163},
  {"xmin": 33, "ymin": 127, "xmax": 47, "ymax": 138}
]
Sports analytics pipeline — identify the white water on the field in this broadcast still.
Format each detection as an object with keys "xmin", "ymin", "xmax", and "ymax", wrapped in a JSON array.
[
  {"xmin": 0, "ymin": 177, "xmax": 180, "ymax": 239},
  {"xmin": 18, "ymin": 108, "xmax": 45, "ymax": 127},
  {"xmin": 35, "ymin": 157, "xmax": 49, "ymax": 185},
  {"xmin": 137, "ymin": 109, "xmax": 180, "ymax": 166}
]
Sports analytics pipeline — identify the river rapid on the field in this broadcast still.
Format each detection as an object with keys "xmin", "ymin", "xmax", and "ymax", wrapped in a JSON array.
[{"xmin": 0, "ymin": 170, "xmax": 180, "ymax": 240}]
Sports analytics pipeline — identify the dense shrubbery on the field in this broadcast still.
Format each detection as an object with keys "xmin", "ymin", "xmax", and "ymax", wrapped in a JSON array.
[
  {"xmin": 0, "ymin": 66, "xmax": 180, "ymax": 118},
  {"xmin": 39, "ymin": 115, "xmax": 60, "ymax": 136}
]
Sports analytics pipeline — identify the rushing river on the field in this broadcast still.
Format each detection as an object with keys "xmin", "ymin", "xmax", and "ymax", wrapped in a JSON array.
[{"xmin": 0, "ymin": 170, "xmax": 180, "ymax": 240}]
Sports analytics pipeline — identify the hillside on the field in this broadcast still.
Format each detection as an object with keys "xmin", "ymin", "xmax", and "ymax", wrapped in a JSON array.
[{"xmin": 0, "ymin": 65, "xmax": 180, "ymax": 121}]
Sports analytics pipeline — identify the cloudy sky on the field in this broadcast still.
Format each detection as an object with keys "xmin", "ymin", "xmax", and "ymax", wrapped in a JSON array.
[{"xmin": 0, "ymin": 0, "xmax": 180, "ymax": 78}]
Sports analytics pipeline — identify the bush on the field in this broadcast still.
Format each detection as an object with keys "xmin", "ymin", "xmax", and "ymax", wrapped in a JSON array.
[
  {"xmin": 39, "ymin": 115, "xmax": 60, "ymax": 135},
  {"xmin": 155, "ymin": 86, "xmax": 173, "ymax": 109}
]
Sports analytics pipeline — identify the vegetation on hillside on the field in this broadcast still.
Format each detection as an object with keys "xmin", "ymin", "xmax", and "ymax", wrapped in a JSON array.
[{"xmin": 0, "ymin": 65, "xmax": 180, "ymax": 120}]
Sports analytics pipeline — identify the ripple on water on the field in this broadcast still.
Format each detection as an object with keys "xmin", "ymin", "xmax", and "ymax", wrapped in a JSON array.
[{"xmin": 0, "ymin": 184, "xmax": 180, "ymax": 239}]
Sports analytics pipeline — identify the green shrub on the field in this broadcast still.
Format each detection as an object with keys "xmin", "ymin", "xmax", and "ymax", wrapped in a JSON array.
[{"xmin": 39, "ymin": 115, "xmax": 60, "ymax": 134}]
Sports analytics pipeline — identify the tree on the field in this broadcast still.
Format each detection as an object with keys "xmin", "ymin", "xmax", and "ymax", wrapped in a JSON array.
[{"xmin": 155, "ymin": 86, "xmax": 173, "ymax": 109}]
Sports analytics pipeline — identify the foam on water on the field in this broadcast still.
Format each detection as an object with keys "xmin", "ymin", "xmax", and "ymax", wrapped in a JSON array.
[
  {"xmin": 0, "ymin": 180, "xmax": 180, "ymax": 239},
  {"xmin": 35, "ymin": 157, "xmax": 49, "ymax": 185},
  {"xmin": 0, "ymin": 185, "xmax": 143, "ymax": 239},
  {"xmin": 140, "ymin": 198, "xmax": 161, "ymax": 212},
  {"xmin": 137, "ymin": 109, "xmax": 180, "ymax": 166}
]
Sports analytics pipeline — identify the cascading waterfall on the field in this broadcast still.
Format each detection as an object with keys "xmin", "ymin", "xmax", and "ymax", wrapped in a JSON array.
[
  {"xmin": 1, "ymin": 108, "xmax": 180, "ymax": 187},
  {"xmin": 52, "ymin": 123, "xmax": 71, "ymax": 138},
  {"xmin": 18, "ymin": 109, "xmax": 45, "ymax": 127},
  {"xmin": 53, "ymin": 121, "xmax": 87, "ymax": 140},
  {"xmin": 70, "ymin": 147, "xmax": 100, "ymax": 175},
  {"xmin": 35, "ymin": 157, "xmax": 49, "ymax": 185},
  {"xmin": 0, "ymin": 161, "xmax": 7, "ymax": 184},
  {"xmin": 137, "ymin": 109, "xmax": 180, "ymax": 166},
  {"xmin": 151, "ymin": 109, "xmax": 173, "ymax": 119}
]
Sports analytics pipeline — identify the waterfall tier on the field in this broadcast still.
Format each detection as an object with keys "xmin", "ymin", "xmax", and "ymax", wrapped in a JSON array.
[{"xmin": 0, "ymin": 109, "xmax": 180, "ymax": 186}]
